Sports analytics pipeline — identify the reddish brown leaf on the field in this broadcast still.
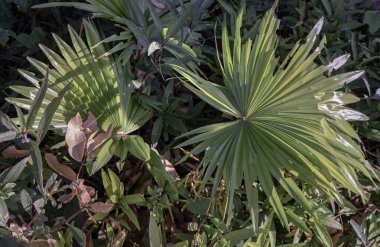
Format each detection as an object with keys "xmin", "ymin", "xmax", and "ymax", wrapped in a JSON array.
[
  {"xmin": 89, "ymin": 202, "xmax": 114, "ymax": 213},
  {"xmin": 77, "ymin": 179, "xmax": 93, "ymax": 206},
  {"xmin": 45, "ymin": 153, "xmax": 77, "ymax": 182},
  {"xmin": 79, "ymin": 190, "xmax": 92, "ymax": 206},
  {"xmin": 82, "ymin": 112, "xmax": 98, "ymax": 133},
  {"xmin": 2, "ymin": 146, "xmax": 30, "ymax": 158},
  {"xmin": 87, "ymin": 125, "xmax": 113, "ymax": 153},
  {"xmin": 65, "ymin": 113, "xmax": 86, "ymax": 162},
  {"xmin": 57, "ymin": 191, "xmax": 75, "ymax": 204}
]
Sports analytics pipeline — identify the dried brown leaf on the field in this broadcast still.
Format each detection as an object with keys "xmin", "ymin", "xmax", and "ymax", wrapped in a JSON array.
[
  {"xmin": 65, "ymin": 113, "xmax": 86, "ymax": 162},
  {"xmin": 89, "ymin": 202, "xmax": 114, "ymax": 213},
  {"xmin": 45, "ymin": 153, "xmax": 77, "ymax": 182},
  {"xmin": 57, "ymin": 191, "xmax": 75, "ymax": 204},
  {"xmin": 87, "ymin": 125, "xmax": 113, "ymax": 153},
  {"xmin": 2, "ymin": 146, "xmax": 30, "ymax": 158},
  {"xmin": 82, "ymin": 112, "xmax": 98, "ymax": 133}
]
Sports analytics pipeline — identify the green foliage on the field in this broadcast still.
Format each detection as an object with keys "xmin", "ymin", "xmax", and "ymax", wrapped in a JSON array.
[
  {"xmin": 0, "ymin": 0, "xmax": 379, "ymax": 246},
  {"xmin": 172, "ymin": 3, "xmax": 378, "ymax": 239}
]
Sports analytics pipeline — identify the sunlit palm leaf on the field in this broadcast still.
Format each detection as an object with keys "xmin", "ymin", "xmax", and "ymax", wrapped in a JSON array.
[
  {"xmin": 172, "ymin": 4, "xmax": 378, "ymax": 234},
  {"xmin": 6, "ymin": 21, "xmax": 150, "ymax": 133}
]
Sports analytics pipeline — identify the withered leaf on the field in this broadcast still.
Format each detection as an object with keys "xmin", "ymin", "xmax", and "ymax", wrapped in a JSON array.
[
  {"xmin": 45, "ymin": 153, "xmax": 77, "ymax": 182},
  {"xmin": 2, "ymin": 145, "xmax": 30, "ymax": 158},
  {"xmin": 57, "ymin": 191, "xmax": 75, "ymax": 204},
  {"xmin": 89, "ymin": 202, "xmax": 114, "ymax": 213},
  {"xmin": 87, "ymin": 125, "xmax": 113, "ymax": 154},
  {"xmin": 79, "ymin": 190, "xmax": 92, "ymax": 206},
  {"xmin": 82, "ymin": 112, "xmax": 98, "ymax": 133},
  {"xmin": 65, "ymin": 113, "xmax": 86, "ymax": 162}
]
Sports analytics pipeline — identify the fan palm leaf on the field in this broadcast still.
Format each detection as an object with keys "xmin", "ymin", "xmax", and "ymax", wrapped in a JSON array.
[
  {"xmin": 6, "ymin": 20, "xmax": 151, "ymax": 133},
  {"xmin": 171, "ymin": 4, "xmax": 378, "ymax": 234}
]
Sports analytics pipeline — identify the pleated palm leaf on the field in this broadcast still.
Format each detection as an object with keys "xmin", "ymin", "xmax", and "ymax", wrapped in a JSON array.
[
  {"xmin": 6, "ymin": 20, "xmax": 151, "ymax": 134},
  {"xmin": 172, "ymin": 5, "xmax": 378, "ymax": 233}
]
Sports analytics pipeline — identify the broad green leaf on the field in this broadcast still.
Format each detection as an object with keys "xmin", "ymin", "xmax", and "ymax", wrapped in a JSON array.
[
  {"xmin": 123, "ymin": 194, "xmax": 145, "ymax": 205},
  {"xmin": 101, "ymin": 169, "xmax": 112, "ymax": 200},
  {"xmin": 87, "ymin": 139, "xmax": 113, "ymax": 176},
  {"xmin": 126, "ymin": 135, "xmax": 150, "ymax": 161},
  {"xmin": 149, "ymin": 212, "xmax": 162, "ymax": 247}
]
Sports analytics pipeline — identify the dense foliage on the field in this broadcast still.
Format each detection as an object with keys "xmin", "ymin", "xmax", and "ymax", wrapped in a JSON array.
[{"xmin": 0, "ymin": 0, "xmax": 379, "ymax": 246}]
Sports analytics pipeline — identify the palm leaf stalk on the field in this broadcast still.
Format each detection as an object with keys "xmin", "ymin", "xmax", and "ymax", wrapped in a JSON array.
[
  {"xmin": 6, "ymin": 20, "xmax": 151, "ymax": 134},
  {"xmin": 171, "ymin": 3, "xmax": 378, "ymax": 236}
]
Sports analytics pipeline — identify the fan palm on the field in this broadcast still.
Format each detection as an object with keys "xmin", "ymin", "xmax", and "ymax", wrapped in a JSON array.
[
  {"xmin": 172, "ymin": 4, "xmax": 378, "ymax": 235},
  {"xmin": 6, "ymin": 20, "xmax": 151, "ymax": 134}
]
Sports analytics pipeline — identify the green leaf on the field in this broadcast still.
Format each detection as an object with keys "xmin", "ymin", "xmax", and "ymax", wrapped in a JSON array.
[
  {"xmin": 224, "ymin": 228, "xmax": 255, "ymax": 246},
  {"xmin": 285, "ymin": 209, "xmax": 311, "ymax": 234},
  {"xmin": 0, "ymin": 198, "xmax": 9, "ymax": 227},
  {"xmin": 69, "ymin": 225, "xmax": 86, "ymax": 247},
  {"xmin": 123, "ymin": 194, "xmax": 145, "ymax": 205},
  {"xmin": 20, "ymin": 189, "xmax": 33, "ymax": 214},
  {"xmin": 149, "ymin": 212, "xmax": 162, "ymax": 247},
  {"xmin": 87, "ymin": 139, "xmax": 113, "ymax": 176},
  {"xmin": 28, "ymin": 140, "xmax": 44, "ymax": 194},
  {"xmin": 26, "ymin": 70, "xmax": 49, "ymax": 130},
  {"xmin": 171, "ymin": 2, "xmax": 378, "ymax": 235},
  {"xmin": 108, "ymin": 169, "xmax": 123, "ymax": 199},
  {"xmin": 0, "ymin": 131, "xmax": 17, "ymax": 143},
  {"xmin": 126, "ymin": 135, "xmax": 150, "ymax": 161},
  {"xmin": 0, "ymin": 111, "xmax": 18, "ymax": 131},
  {"xmin": 7, "ymin": 21, "xmax": 150, "ymax": 134},
  {"xmin": 101, "ymin": 169, "xmax": 112, "ymax": 200},
  {"xmin": 120, "ymin": 200, "xmax": 140, "ymax": 230},
  {"xmin": 363, "ymin": 11, "xmax": 380, "ymax": 34},
  {"xmin": 1, "ymin": 156, "xmax": 29, "ymax": 185},
  {"xmin": 37, "ymin": 83, "xmax": 71, "ymax": 143}
]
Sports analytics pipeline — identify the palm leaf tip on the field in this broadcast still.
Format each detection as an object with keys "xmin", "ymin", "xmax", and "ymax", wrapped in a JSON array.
[{"xmin": 172, "ymin": 3, "xmax": 378, "ymax": 234}]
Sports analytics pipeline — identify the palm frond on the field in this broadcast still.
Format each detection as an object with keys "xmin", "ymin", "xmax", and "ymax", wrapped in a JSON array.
[
  {"xmin": 172, "ymin": 4, "xmax": 378, "ymax": 235},
  {"xmin": 6, "ymin": 20, "xmax": 150, "ymax": 134}
]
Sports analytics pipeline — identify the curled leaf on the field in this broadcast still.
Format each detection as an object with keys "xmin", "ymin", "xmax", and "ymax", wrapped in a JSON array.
[{"xmin": 65, "ymin": 113, "xmax": 86, "ymax": 162}]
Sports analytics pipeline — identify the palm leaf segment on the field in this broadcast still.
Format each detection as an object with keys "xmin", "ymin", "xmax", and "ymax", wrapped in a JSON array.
[
  {"xmin": 6, "ymin": 20, "xmax": 151, "ymax": 134},
  {"xmin": 172, "ymin": 6, "xmax": 378, "ymax": 230}
]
